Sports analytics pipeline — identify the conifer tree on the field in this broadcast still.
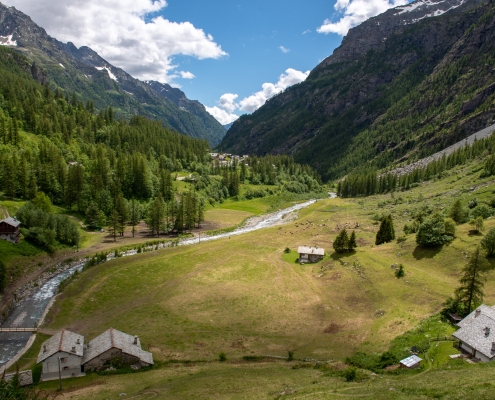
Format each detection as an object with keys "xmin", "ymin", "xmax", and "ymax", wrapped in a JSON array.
[
  {"xmin": 454, "ymin": 246, "xmax": 492, "ymax": 316},
  {"xmin": 348, "ymin": 230, "xmax": 357, "ymax": 251},
  {"xmin": 107, "ymin": 209, "xmax": 122, "ymax": 242},
  {"xmin": 333, "ymin": 228, "xmax": 349, "ymax": 253},
  {"xmin": 375, "ymin": 215, "xmax": 395, "ymax": 245},
  {"xmin": 449, "ymin": 199, "xmax": 468, "ymax": 225}
]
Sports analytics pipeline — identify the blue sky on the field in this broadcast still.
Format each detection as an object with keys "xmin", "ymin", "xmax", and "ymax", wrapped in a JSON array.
[{"xmin": 5, "ymin": 0, "xmax": 410, "ymax": 124}]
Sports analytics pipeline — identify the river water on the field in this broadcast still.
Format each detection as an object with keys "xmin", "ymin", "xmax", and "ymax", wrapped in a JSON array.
[{"xmin": 0, "ymin": 196, "xmax": 331, "ymax": 367}]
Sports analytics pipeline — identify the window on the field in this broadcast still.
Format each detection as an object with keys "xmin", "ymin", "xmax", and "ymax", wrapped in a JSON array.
[
  {"xmin": 63, "ymin": 366, "xmax": 69, "ymax": 371},
  {"xmin": 60, "ymin": 358, "xmax": 68, "ymax": 363}
]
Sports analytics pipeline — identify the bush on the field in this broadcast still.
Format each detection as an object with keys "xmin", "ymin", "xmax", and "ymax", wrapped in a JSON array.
[
  {"xmin": 470, "ymin": 204, "xmax": 493, "ymax": 219},
  {"xmin": 449, "ymin": 199, "xmax": 468, "ymax": 224},
  {"xmin": 416, "ymin": 213, "xmax": 455, "ymax": 247},
  {"xmin": 468, "ymin": 198, "xmax": 478, "ymax": 209},
  {"xmin": 395, "ymin": 264, "xmax": 405, "ymax": 278},
  {"xmin": 219, "ymin": 352, "xmax": 227, "ymax": 362},
  {"xmin": 287, "ymin": 350, "xmax": 294, "ymax": 361},
  {"xmin": 343, "ymin": 367, "xmax": 357, "ymax": 382},
  {"xmin": 481, "ymin": 228, "xmax": 495, "ymax": 256},
  {"xmin": 284, "ymin": 247, "xmax": 291, "ymax": 253}
]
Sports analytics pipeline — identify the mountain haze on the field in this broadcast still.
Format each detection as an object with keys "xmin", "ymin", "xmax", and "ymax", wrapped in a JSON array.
[
  {"xmin": 220, "ymin": 0, "xmax": 495, "ymax": 180},
  {"xmin": 0, "ymin": 3, "xmax": 226, "ymax": 146}
]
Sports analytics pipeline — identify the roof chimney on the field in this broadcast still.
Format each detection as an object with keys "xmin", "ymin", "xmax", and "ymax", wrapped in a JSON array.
[
  {"xmin": 475, "ymin": 309, "xmax": 481, "ymax": 317},
  {"xmin": 43, "ymin": 345, "xmax": 47, "ymax": 352},
  {"xmin": 134, "ymin": 336, "xmax": 138, "ymax": 345},
  {"xmin": 492, "ymin": 342, "xmax": 495, "ymax": 352},
  {"xmin": 76, "ymin": 338, "xmax": 80, "ymax": 344},
  {"xmin": 71, "ymin": 346, "xmax": 76, "ymax": 352}
]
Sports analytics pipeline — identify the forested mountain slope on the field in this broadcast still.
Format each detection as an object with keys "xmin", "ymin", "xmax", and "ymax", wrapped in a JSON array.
[
  {"xmin": 0, "ymin": 3, "xmax": 226, "ymax": 146},
  {"xmin": 220, "ymin": 0, "xmax": 495, "ymax": 180}
]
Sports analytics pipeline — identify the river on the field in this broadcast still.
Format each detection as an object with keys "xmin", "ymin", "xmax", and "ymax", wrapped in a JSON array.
[{"xmin": 0, "ymin": 196, "xmax": 332, "ymax": 367}]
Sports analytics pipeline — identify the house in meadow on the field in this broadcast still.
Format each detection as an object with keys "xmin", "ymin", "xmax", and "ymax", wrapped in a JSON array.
[
  {"xmin": 37, "ymin": 329, "xmax": 85, "ymax": 381},
  {"xmin": 0, "ymin": 217, "xmax": 21, "ymax": 243},
  {"xmin": 81, "ymin": 328, "xmax": 153, "ymax": 371},
  {"xmin": 453, "ymin": 305, "xmax": 495, "ymax": 362},
  {"xmin": 298, "ymin": 246, "xmax": 325, "ymax": 263}
]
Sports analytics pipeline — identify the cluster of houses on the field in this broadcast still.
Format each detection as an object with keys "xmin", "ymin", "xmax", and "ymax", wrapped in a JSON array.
[
  {"xmin": 37, "ymin": 328, "xmax": 153, "ymax": 381},
  {"xmin": 209, "ymin": 152, "xmax": 248, "ymax": 166},
  {"xmin": 0, "ymin": 217, "xmax": 21, "ymax": 244}
]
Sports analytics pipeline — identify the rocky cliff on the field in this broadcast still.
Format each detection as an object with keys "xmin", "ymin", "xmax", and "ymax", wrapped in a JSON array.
[{"xmin": 220, "ymin": 0, "xmax": 495, "ymax": 180}]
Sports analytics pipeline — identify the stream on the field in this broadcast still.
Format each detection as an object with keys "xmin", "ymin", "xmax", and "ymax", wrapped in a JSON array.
[{"xmin": 0, "ymin": 195, "xmax": 333, "ymax": 367}]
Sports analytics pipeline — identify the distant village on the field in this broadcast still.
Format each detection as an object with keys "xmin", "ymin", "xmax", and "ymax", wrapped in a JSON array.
[{"xmin": 209, "ymin": 152, "xmax": 249, "ymax": 166}]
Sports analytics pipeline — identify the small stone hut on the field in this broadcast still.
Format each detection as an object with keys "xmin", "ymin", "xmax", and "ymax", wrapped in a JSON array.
[
  {"xmin": 37, "ymin": 329, "xmax": 85, "ymax": 381},
  {"xmin": 298, "ymin": 246, "xmax": 325, "ymax": 263},
  {"xmin": 0, "ymin": 217, "xmax": 21, "ymax": 243},
  {"xmin": 82, "ymin": 328, "xmax": 153, "ymax": 371}
]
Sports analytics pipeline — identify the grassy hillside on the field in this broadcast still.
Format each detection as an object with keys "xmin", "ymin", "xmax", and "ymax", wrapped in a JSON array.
[{"xmin": 17, "ymin": 156, "xmax": 495, "ymax": 398}]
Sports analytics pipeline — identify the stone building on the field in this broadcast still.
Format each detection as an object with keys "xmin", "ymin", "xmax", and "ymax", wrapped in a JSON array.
[
  {"xmin": 36, "ymin": 329, "xmax": 85, "ymax": 381},
  {"xmin": 82, "ymin": 328, "xmax": 153, "ymax": 371},
  {"xmin": 0, "ymin": 217, "xmax": 21, "ymax": 243},
  {"xmin": 298, "ymin": 246, "xmax": 325, "ymax": 263}
]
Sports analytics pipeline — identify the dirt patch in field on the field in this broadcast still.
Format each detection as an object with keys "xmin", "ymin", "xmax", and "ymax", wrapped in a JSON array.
[{"xmin": 324, "ymin": 323, "xmax": 343, "ymax": 334}]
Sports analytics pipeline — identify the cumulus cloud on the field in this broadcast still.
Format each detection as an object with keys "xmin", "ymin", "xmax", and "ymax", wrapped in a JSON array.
[
  {"xmin": 3, "ymin": 0, "xmax": 226, "ymax": 82},
  {"xmin": 179, "ymin": 71, "xmax": 195, "ymax": 79},
  {"xmin": 317, "ymin": 0, "xmax": 408, "ymax": 36},
  {"xmin": 205, "ymin": 106, "xmax": 239, "ymax": 125},
  {"xmin": 238, "ymin": 68, "xmax": 309, "ymax": 113},
  {"xmin": 279, "ymin": 45, "xmax": 290, "ymax": 53},
  {"xmin": 218, "ymin": 93, "xmax": 238, "ymax": 113},
  {"xmin": 206, "ymin": 68, "xmax": 309, "ymax": 124}
]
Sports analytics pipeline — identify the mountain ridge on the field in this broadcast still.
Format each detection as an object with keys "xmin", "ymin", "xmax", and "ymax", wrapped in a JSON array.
[
  {"xmin": 0, "ymin": 2, "xmax": 226, "ymax": 146},
  {"xmin": 220, "ymin": 0, "xmax": 495, "ymax": 180}
]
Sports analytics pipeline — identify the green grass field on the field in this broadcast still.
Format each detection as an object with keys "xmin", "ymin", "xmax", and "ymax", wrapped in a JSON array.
[{"xmin": 11, "ymin": 158, "xmax": 495, "ymax": 398}]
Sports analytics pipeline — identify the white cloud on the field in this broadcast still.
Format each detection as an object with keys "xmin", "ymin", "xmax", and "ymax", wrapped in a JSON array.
[
  {"xmin": 206, "ymin": 68, "xmax": 309, "ymax": 124},
  {"xmin": 317, "ymin": 0, "xmax": 408, "ymax": 36},
  {"xmin": 3, "ymin": 0, "xmax": 226, "ymax": 83},
  {"xmin": 179, "ymin": 71, "xmax": 195, "ymax": 79},
  {"xmin": 279, "ymin": 45, "xmax": 290, "ymax": 53},
  {"xmin": 205, "ymin": 106, "xmax": 239, "ymax": 125},
  {"xmin": 302, "ymin": 29, "xmax": 311, "ymax": 35},
  {"xmin": 238, "ymin": 68, "xmax": 309, "ymax": 113},
  {"xmin": 218, "ymin": 93, "xmax": 238, "ymax": 113}
]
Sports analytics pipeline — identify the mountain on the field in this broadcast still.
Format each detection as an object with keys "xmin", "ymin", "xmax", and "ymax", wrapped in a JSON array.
[
  {"xmin": 223, "ymin": 122, "xmax": 234, "ymax": 131},
  {"xmin": 220, "ymin": 0, "xmax": 495, "ymax": 180},
  {"xmin": 0, "ymin": 3, "xmax": 226, "ymax": 146}
]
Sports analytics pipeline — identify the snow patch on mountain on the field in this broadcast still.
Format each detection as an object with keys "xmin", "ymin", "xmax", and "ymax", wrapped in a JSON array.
[
  {"xmin": 395, "ymin": 0, "xmax": 467, "ymax": 16},
  {"xmin": 95, "ymin": 66, "xmax": 118, "ymax": 82},
  {"xmin": 0, "ymin": 34, "xmax": 17, "ymax": 46}
]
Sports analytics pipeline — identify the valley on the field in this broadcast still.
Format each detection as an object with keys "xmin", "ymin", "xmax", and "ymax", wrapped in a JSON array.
[{"xmin": 1, "ymin": 0, "xmax": 495, "ymax": 398}]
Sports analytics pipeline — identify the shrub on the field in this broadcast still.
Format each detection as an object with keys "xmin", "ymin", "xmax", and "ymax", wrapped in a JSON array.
[
  {"xmin": 470, "ymin": 204, "xmax": 493, "ymax": 219},
  {"xmin": 416, "ymin": 213, "xmax": 455, "ymax": 247},
  {"xmin": 219, "ymin": 352, "xmax": 227, "ymax": 362},
  {"xmin": 468, "ymin": 198, "xmax": 478, "ymax": 209},
  {"xmin": 395, "ymin": 264, "xmax": 405, "ymax": 278},
  {"xmin": 284, "ymin": 247, "xmax": 291, "ymax": 254},
  {"xmin": 449, "ymin": 199, "xmax": 468, "ymax": 224},
  {"xmin": 287, "ymin": 350, "xmax": 294, "ymax": 361},
  {"xmin": 343, "ymin": 367, "xmax": 357, "ymax": 382},
  {"xmin": 481, "ymin": 228, "xmax": 495, "ymax": 256}
]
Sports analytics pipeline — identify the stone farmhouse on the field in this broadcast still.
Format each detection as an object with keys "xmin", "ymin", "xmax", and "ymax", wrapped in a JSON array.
[
  {"xmin": 37, "ymin": 328, "xmax": 153, "ymax": 381},
  {"xmin": 82, "ymin": 328, "xmax": 154, "ymax": 372},
  {"xmin": 453, "ymin": 304, "xmax": 495, "ymax": 362},
  {"xmin": 0, "ymin": 217, "xmax": 21, "ymax": 244},
  {"xmin": 37, "ymin": 329, "xmax": 85, "ymax": 381},
  {"xmin": 298, "ymin": 246, "xmax": 325, "ymax": 263}
]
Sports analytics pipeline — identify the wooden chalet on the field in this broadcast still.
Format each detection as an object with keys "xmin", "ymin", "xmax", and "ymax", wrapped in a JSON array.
[{"xmin": 0, "ymin": 217, "xmax": 21, "ymax": 244}]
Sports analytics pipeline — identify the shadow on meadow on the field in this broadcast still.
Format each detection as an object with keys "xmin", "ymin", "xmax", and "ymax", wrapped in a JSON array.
[{"xmin": 413, "ymin": 245, "xmax": 443, "ymax": 260}]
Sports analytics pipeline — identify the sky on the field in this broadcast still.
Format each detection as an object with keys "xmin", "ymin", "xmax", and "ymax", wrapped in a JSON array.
[{"xmin": 3, "ymin": 0, "xmax": 409, "ymax": 125}]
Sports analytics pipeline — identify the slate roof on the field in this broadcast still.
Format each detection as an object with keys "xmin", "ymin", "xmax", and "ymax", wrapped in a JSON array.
[
  {"xmin": 298, "ymin": 246, "xmax": 325, "ymax": 256},
  {"xmin": 81, "ymin": 328, "xmax": 153, "ymax": 365},
  {"xmin": 37, "ymin": 329, "xmax": 84, "ymax": 363},
  {"xmin": 400, "ymin": 355, "xmax": 422, "ymax": 367},
  {"xmin": 453, "ymin": 304, "xmax": 495, "ymax": 359},
  {"xmin": 0, "ymin": 217, "xmax": 21, "ymax": 228},
  {"xmin": 3, "ymin": 370, "xmax": 33, "ymax": 387}
]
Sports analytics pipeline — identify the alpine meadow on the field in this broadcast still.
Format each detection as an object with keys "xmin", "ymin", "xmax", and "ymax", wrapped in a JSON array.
[{"xmin": 2, "ymin": 0, "xmax": 495, "ymax": 399}]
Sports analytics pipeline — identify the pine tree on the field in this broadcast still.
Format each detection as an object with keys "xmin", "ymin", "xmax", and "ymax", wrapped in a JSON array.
[
  {"xmin": 375, "ymin": 215, "xmax": 395, "ymax": 245},
  {"xmin": 454, "ymin": 246, "xmax": 492, "ymax": 316},
  {"xmin": 449, "ymin": 199, "xmax": 468, "ymax": 225},
  {"xmin": 129, "ymin": 197, "xmax": 141, "ymax": 238},
  {"xmin": 107, "ymin": 209, "xmax": 122, "ymax": 242},
  {"xmin": 333, "ymin": 229, "xmax": 349, "ymax": 253},
  {"xmin": 347, "ymin": 230, "xmax": 357, "ymax": 251}
]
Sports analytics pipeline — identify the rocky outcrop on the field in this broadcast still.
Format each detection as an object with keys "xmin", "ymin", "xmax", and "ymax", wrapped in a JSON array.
[{"xmin": 221, "ymin": 0, "xmax": 495, "ymax": 180}]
